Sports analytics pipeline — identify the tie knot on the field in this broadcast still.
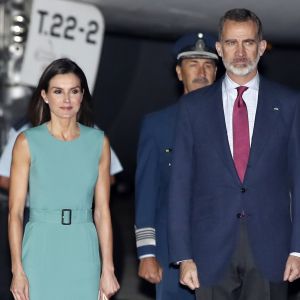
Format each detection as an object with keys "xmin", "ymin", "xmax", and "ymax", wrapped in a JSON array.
[{"xmin": 236, "ymin": 86, "xmax": 248, "ymax": 97}]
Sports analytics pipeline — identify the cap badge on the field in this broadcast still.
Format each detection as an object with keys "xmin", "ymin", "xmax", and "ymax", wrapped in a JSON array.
[{"xmin": 195, "ymin": 39, "xmax": 206, "ymax": 52}]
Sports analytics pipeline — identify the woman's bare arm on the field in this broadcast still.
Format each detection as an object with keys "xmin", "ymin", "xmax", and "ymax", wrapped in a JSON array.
[
  {"xmin": 8, "ymin": 133, "xmax": 30, "ymax": 299},
  {"xmin": 94, "ymin": 136, "xmax": 119, "ymax": 298}
]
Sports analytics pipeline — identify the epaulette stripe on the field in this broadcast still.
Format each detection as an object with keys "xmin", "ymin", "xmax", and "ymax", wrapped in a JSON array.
[
  {"xmin": 135, "ymin": 227, "xmax": 156, "ymax": 248},
  {"xmin": 136, "ymin": 238, "xmax": 156, "ymax": 248}
]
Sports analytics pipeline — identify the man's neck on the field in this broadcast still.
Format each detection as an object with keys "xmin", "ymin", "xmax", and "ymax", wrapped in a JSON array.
[{"xmin": 226, "ymin": 69, "xmax": 258, "ymax": 86}]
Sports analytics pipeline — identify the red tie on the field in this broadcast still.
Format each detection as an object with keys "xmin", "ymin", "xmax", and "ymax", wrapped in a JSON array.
[{"xmin": 233, "ymin": 86, "xmax": 249, "ymax": 182}]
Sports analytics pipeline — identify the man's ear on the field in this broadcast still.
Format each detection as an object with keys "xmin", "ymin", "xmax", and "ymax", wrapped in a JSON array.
[
  {"xmin": 258, "ymin": 40, "xmax": 267, "ymax": 56},
  {"xmin": 176, "ymin": 65, "xmax": 183, "ymax": 82},
  {"xmin": 214, "ymin": 66, "xmax": 218, "ymax": 78},
  {"xmin": 215, "ymin": 42, "xmax": 223, "ymax": 57}
]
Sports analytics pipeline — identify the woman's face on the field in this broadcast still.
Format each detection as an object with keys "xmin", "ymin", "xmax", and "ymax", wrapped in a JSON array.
[{"xmin": 41, "ymin": 73, "xmax": 83, "ymax": 121}]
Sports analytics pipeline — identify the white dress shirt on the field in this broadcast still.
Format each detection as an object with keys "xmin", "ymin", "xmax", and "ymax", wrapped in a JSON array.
[{"xmin": 222, "ymin": 73, "xmax": 259, "ymax": 155}]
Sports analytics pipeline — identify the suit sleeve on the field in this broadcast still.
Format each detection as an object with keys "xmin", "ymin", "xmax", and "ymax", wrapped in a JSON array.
[
  {"xmin": 168, "ymin": 100, "xmax": 194, "ymax": 263},
  {"xmin": 289, "ymin": 94, "xmax": 300, "ymax": 252},
  {"xmin": 135, "ymin": 117, "xmax": 159, "ymax": 258}
]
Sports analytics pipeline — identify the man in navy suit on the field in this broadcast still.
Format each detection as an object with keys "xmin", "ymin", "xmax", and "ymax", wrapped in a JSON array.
[
  {"xmin": 135, "ymin": 33, "xmax": 219, "ymax": 299},
  {"xmin": 168, "ymin": 8, "xmax": 300, "ymax": 300}
]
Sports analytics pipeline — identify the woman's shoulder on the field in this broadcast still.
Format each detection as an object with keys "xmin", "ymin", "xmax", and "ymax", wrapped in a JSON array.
[
  {"xmin": 23, "ymin": 123, "xmax": 45, "ymax": 138},
  {"xmin": 80, "ymin": 123, "xmax": 104, "ymax": 139}
]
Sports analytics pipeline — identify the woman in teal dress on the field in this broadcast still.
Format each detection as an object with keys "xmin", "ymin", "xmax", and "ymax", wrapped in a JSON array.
[{"xmin": 8, "ymin": 58, "xmax": 120, "ymax": 300}]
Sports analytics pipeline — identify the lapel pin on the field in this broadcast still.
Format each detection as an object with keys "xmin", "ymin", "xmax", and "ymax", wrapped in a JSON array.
[
  {"xmin": 273, "ymin": 107, "xmax": 279, "ymax": 111},
  {"xmin": 165, "ymin": 148, "xmax": 172, "ymax": 153}
]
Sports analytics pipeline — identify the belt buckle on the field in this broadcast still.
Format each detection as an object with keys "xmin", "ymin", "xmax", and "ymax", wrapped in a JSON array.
[{"xmin": 62, "ymin": 209, "xmax": 72, "ymax": 225}]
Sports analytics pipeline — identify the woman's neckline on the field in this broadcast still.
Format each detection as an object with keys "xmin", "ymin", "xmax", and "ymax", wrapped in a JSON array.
[{"xmin": 44, "ymin": 122, "xmax": 81, "ymax": 143}]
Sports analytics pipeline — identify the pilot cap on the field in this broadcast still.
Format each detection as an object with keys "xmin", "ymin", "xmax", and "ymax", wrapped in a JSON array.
[{"xmin": 173, "ymin": 32, "xmax": 218, "ymax": 61}]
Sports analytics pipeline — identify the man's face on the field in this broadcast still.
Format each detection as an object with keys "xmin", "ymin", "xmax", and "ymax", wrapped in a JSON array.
[
  {"xmin": 215, "ymin": 20, "xmax": 267, "ymax": 80},
  {"xmin": 176, "ymin": 58, "xmax": 217, "ymax": 94}
]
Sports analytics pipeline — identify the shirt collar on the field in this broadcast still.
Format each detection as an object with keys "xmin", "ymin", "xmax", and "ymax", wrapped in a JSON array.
[{"xmin": 224, "ymin": 72, "xmax": 260, "ymax": 92}]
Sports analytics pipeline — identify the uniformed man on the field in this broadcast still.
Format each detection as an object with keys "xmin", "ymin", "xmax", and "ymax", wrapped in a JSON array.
[{"xmin": 135, "ymin": 32, "xmax": 219, "ymax": 300}]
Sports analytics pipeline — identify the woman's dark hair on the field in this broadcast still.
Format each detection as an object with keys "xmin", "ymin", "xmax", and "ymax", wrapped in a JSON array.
[{"xmin": 28, "ymin": 58, "xmax": 94, "ymax": 127}]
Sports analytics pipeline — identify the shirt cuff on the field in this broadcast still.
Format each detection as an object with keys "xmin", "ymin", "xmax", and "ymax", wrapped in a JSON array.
[
  {"xmin": 290, "ymin": 252, "xmax": 300, "ymax": 257},
  {"xmin": 176, "ymin": 259, "xmax": 192, "ymax": 265},
  {"xmin": 139, "ymin": 254, "xmax": 155, "ymax": 259}
]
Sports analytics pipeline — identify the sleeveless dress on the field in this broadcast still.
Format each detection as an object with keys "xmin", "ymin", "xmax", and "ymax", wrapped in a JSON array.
[{"xmin": 22, "ymin": 123, "xmax": 103, "ymax": 300}]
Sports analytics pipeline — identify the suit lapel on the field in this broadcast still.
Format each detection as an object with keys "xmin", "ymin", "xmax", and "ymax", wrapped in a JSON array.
[
  {"xmin": 208, "ymin": 77, "xmax": 279, "ymax": 184},
  {"xmin": 209, "ymin": 80, "xmax": 241, "ymax": 184},
  {"xmin": 246, "ymin": 77, "xmax": 279, "ymax": 176}
]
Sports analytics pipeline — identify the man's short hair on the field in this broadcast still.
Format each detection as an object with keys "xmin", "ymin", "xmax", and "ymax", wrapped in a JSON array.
[{"xmin": 218, "ymin": 8, "xmax": 263, "ymax": 41}]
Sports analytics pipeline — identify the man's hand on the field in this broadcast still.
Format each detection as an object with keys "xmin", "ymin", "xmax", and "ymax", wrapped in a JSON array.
[
  {"xmin": 284, "ymin": 255, "xmax": 300, "ymax": 282},
  {"xmin": 179, "ymin": 259, "xmax": 200, "ymax": 290},
  {"xmin": 138, "ymin": 257, "xmax": 163, "ymax": 284}
]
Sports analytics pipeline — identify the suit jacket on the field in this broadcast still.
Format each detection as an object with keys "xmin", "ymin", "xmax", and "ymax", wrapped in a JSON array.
[
  {"xmin": 135, "ymin": 104, "xmax": 178, "ymax": 263},
  {"xmin": 168, "ymin": 76, "xmax": 300, "ymax": 286}
]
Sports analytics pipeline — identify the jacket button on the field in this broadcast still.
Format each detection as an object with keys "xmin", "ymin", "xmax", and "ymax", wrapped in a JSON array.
[
  {"xmin": 236, "ymin": 212, "xmax": 246, "ymax": 219},
  {"xmin": 240, "ymin": 187, "xmax": 246, "ymax": 193}
]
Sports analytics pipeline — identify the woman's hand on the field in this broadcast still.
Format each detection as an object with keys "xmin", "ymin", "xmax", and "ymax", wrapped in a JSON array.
[
  {"xmin": 99, "ymin": 269, "xmax": 120, "ymax": 299},
  {"xmin": 10, "ymin": 272, "xmax": 29, "ymax": 300}
]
